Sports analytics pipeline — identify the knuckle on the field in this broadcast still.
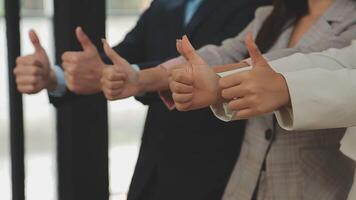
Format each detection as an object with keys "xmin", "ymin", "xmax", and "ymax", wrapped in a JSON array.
[
  {"xmin": 176, "ymin": 103, "xmax": 189, "ymax": 112},
  {"xmin": 16, "ymin": 57, "xmax": 22, "ymax": 64},
  {"xmin": 108, "ymin": 74, "xmax": 115, "ymax": 81}
]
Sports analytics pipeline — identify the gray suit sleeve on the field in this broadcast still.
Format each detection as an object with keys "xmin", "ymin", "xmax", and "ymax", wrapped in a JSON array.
[{"xmin": 264, "ymin": 23, "xmax": 356, "ymax": 61}]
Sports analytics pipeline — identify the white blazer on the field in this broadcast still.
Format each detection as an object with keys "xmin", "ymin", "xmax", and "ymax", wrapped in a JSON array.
[
  {"xmin": 213, "ymin": 42, "xmax": 356, "ymax": 159},
  {"xmin": 269, "ymin": 41, "xmax": 356, "ymax": 200},
  {"xmin": 211, "ymin": 41, "xmax": 356, "ymax": 199},
  {"xmin": 268, "ymin": 41, "xmax": 356, "ymax": 159}
]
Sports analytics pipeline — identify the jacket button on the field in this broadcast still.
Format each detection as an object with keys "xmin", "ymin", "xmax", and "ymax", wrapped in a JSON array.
[{"xmin": 265, "ymin": 129, "xmax": 273, "ymax": 141}]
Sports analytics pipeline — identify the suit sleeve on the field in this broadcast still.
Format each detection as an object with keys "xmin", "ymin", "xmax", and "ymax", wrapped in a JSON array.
[
  {"xmin": 272, "ymin": 42, "xmax": 356, "ymax": 130},
  {"xmin": 263, "ymin": 21, "xmax": 356, "ymax": 61},
  {"xmin": 195, "ymin": 6, "xmax": 272, "ymax": 66},
  {"xmin": 210, "ymin": 41, "xmax": 356, "ymax": 125}
]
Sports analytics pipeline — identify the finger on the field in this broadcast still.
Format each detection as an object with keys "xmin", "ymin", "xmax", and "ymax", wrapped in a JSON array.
[
  {"xmin": 76, "ymin": 26, "xmax": 96, "ymax": 51},
  {"xmin": 102, "ymin": 39, "xmax": 127, "ymax": 67},
  {"xmin": 176, "ymin": 39, "xmax": 183, "ymax": 55},
  {"xmin": 102, "ymin": 80, "xmax": 125, "ymax": 90},
  {"xmin": 221, "ymin": 85, "xmax": 247, "ymax": 100},
  {"xmin": 167, "ymin": 63, "xmax": 187, "ymax": 76},
  {"xmin": 16, "ymin": 75, "xmax": 40, "ymax": 85},
  {"xmin": 175, "ymin": 102, "xmax": 193, "ymax": 112},
  {"xmin": 16, "ymin": 55, "xmax": 38, "ymax": 65},
  {"xmin": 170, "ymin": 81, "xmax": 194, "ymax": 93},
  {"xmin": 103, "ymin": 88, "xmax": 123, "ymax": 101},
  {"xmin": 172, "ymin": 93, "xmax": 193, "ymax": 103},
  {"xmin": 17, "ymin": 85, "xmax": 40, "ymax": 94},
  {"xmin": 245, "ymin": 32, "xmax": 268, "ymax": 67},
  {"xmin": 180, "ymin": 35, "xmax": 205, "ymax": 65},
  {"xmin": 61, "ymin": 51, "xmax": 84, "ymax": 63},
  {"xmin": 227, "ymin": 98, "xmax": 250, "ymax": 111},
  {"xmin": 234, "ymin": 108, "xmax": 255, "ymax": 119},
  {"xmin": 172, "ymin": 69, "xmax": 194, "ymax": 85},
  {"xmin": 103, "ymin": 71, "xmax": 127, "ymax": 82},
  {"xmin": 14, "ymin": 65, "xmax": 42, "ymax": 76},
  {"xmin": 218, "ymin": 72, "xmax": 247, "ymax": 89},
  {"xmin": 29, "ymin": 30, "xmax": 43, "ymax": 52}
]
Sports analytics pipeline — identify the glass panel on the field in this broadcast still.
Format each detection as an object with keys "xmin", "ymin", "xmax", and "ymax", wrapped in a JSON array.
[
  {"xmin": 0, "ymin": 16, "xmax": 11, "ymax": 200},
  {"xmin": 106, "ymin": 1, "xmax": 151, "ymax": 199},
  {"xmin": 20, "ymin": 16, "xmax": 57, "ymax": 200},
  {"xmin": 1, "ymin": 0, "xmax": 57, "ymax": 199},
  {"xmin": 107, "ymin": 0, "xmax": 151, "ymax": 15},
  {"xmin": 106, "ymin": 14, "xmax": 147, "ymax": 200},
  {"xmin": 0, "ymin": 0, "xmax": 4, "ymax": 17}
]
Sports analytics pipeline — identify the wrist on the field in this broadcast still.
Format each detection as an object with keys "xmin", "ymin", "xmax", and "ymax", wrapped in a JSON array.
[
  {"xmin": 276, "ymin": 73, "xmax": 291, "ymax": 108},
  {"xmin": 46, "ymin": 69, "xmax": 59, "ymax": 92},
  {"xmin": 215, "ymin": 75, "xmax": 225, "ymax": 104}
]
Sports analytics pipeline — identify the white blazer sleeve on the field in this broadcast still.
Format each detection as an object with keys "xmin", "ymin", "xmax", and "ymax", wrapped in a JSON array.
[
  {"xmin": 210, "ymin": 41, "xmax": 356, "ymax": 124},
  {"xmin": 270, "ymin": 41, "xmax": 356, "ymax": 130}
]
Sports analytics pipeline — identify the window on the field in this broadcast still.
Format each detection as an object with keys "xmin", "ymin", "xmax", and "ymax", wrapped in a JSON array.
[
  {"xmin": 0, "ymin": 0, "xmax": 4, "ymax": 16},
  {"xmin": 107, "ymin": 0, "xmax": 151, "ymax": 15},
  {"xmin": 1, "ymin": 0, "xmax": 150, "ymax": 199}
]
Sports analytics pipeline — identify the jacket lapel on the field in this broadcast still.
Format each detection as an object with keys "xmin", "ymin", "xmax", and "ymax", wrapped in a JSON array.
[
  {"xmin": 184, "ymin": 0, "xmax": 222, "ymax": 35},
  {"xmin": 297, "ymin": 0, "xmax": 353, "ymax": 48}
]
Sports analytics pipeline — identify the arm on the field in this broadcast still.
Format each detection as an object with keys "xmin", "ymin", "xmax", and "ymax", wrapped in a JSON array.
[
  {"xmin": 263, "ymin": 23, "xmax": 356, "ymax": 62},
  {"xmin": 210, "ymin": 39, "xmax": 356, "ymax": 124},
  {"xmin": 271, "ymin": 42, "xmax": 356, "ymax": 130}
]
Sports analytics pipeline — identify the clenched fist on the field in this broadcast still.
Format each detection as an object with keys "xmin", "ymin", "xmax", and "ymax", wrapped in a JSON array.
[
  {"xmin": 169, "ymin": 36, "xmax": 222, "ymax": 111},
  {"xmin": 219, "ymin": 33, "xmax": 290, "ymax": 119},
  {"xmin": 101, "ymin": 39, "xmax": 140, "ymax": 100},
  {"xmin": 62, "ymin": 27, "xmax": 106, "ymax": 94},
  {"xmin": 14, "ymin": 30, "xmax": 57, "ymax": 94}
]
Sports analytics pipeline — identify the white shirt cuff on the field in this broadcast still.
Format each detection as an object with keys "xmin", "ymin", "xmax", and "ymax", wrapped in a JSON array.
[{"xmin": 48, "ymin": 65, "xmax": 67, "ymax": 97}]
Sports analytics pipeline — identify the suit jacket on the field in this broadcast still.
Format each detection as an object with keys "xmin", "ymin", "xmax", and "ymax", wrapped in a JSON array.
[
  {"xmin": 265, "ymin": 42, "xmax": 356, "ymax": 200},
  {"xmin": 109, "ymin": 0, "xmax": 271, "ymax": 200},
  {"xmin": 206, "ymin": 0, "xmax": 356, "ymax": 199}
]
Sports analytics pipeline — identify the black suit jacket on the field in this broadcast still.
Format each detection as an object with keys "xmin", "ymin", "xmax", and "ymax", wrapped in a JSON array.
[
  {"xmin": 111, "ymin": 0, "xmax": 271, "ymax": 200},
  {"xmin": 50, "ymin": 0, "xmax": 271, "ymax": 199}
]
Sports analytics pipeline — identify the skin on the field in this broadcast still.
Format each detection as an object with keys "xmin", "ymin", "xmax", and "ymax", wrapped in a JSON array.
[
  {"xmin": 219, "ymin": 33, "xmax": 290, "ymax": 119},
  {"xmin": 13, "ymin": 30, "xmax": 57, "ymax": 94},
  {"xmin": 100, "ymin": 39, "xmax": 172, "ymax": 100},
  {"xmin": 61, "ymin": 27, "xmax": 109, "ymax": 95},
  {"xmin": 169, "ymin": 33, "xmax": 290, "ymax": 118},
  {"xmin": 13, "ymin": 0, "xmax": 334, "ymax": 98},
  {"xmin": 168, "ymin": 36, "xmax": 223, "ymax": 111}
]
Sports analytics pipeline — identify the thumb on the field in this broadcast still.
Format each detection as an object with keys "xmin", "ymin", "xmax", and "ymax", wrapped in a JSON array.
[
  {"xmin": 29, "ymin": 30, "xmax": 43, "ymax": 53},
  {"xmin": 76, "ymin": 26, "xmax": 96, "ymax": 51},
  {"xmin": 245, "ymin": 32, "xmax": 268, "ymax": 68},
  {"xmin": 102, "ymin": 39, "xmax": 128, "ymax": 69},
  {"xmin": 179, "ymin": 35, "xmax": 205, "ymax": 65}
]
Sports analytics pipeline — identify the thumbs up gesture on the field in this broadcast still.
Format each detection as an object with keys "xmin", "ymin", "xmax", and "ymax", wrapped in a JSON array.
[
  {"xmin": 101, "ymin": 39, "xmax": 140, "ymax": 100},
  {"xmin": 219, "ymin": 33, "xmax": 290, "ymax": 119},
  {"xmin": 169, "ymin": 36, "xmax": 221, "ymax": 111},
  {"xmin": 14, "ymin": 30, "xmax": 57, "ymax": 94},
  {"xmin": 62, "ymin": 27, "xmax": 106, "ymax": 94}
]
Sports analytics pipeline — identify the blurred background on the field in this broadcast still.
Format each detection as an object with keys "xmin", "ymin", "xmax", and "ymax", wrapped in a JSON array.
[{"xmin": 0, "ymin": 0, "xmax": 152, "ymax": 199}]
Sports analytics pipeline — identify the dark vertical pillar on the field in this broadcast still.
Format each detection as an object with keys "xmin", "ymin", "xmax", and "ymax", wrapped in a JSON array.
[
  {"xmin": 53, "ymin": 0, "xmax": 109, "ymax": 200},
  {"xmin": 5, "ymin": 0, "xmax": 25, "ymax": 199}
]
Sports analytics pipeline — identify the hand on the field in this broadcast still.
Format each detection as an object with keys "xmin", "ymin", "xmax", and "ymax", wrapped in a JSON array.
[
  {"xmin": 62, "ymin": 27, "xmax": 105, "ymax": 94},
  {"xmin": 219, "ymin": 33, "xmax": 290, "ymax": 119},
  {"xmin": 169, "ymin": 35, "xmax": 221, "ymax": 111},
  {"xmin": 13, "ymin": 30, "xmax": 57, "ymax": 94},
  {"xmin": 101, "ymin": 39, "xmax": 140, "ymax": 100},
  {"xmin": 213, "ymin": 62, "xmax": 248, "ymax": 73}
]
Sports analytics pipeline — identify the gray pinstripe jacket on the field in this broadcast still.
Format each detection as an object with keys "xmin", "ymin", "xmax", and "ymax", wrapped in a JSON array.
[{"xmin": 198, "ymin": 0, "xmax": 356, "ymax": 199}]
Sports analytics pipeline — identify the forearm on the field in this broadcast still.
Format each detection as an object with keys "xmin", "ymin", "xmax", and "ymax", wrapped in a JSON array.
[
  {"xmin": 137, "ymin": 65, "xmax": 170, "ymax": 93},
  {"xmin": 213, "ymin": 62, "xmax": 248, "ymax": 73}
]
